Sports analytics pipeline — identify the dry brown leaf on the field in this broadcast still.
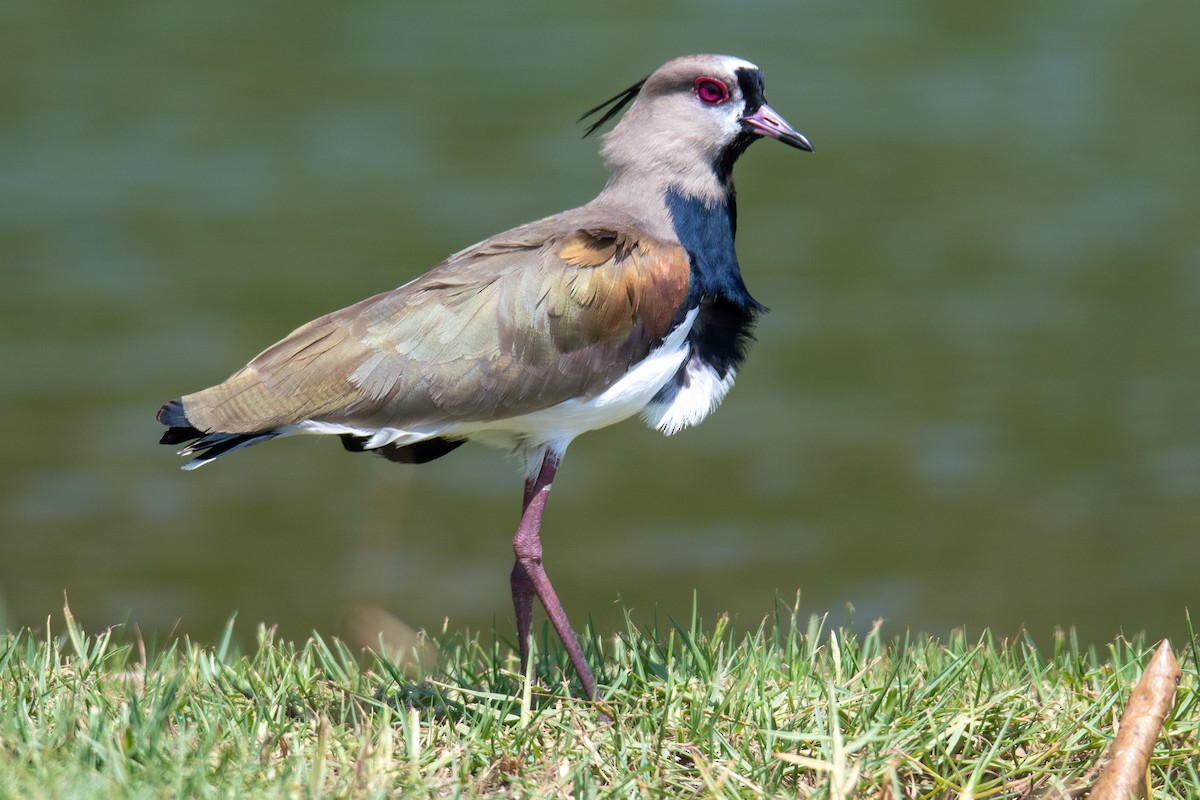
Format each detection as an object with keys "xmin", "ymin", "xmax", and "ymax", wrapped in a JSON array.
[{"xmin": 1087, "ymin": 639, "xmax": 1182, "ymax": 800}]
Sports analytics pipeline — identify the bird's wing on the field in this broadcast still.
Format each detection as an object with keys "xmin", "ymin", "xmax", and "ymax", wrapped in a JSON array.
[{"xmin": 181, "ymin": 225, "xmax": 692, "ymax": 435}]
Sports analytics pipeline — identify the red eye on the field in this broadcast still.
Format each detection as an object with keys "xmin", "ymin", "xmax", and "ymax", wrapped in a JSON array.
[{"xmin": 693, "ymin": 77, "xmax": 730, "ymax": 106}]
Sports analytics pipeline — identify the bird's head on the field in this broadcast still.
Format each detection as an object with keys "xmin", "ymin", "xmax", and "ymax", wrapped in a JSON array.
[{"xmin": 584, "ymin": 54, "xmax": 811, "ymax": 201}]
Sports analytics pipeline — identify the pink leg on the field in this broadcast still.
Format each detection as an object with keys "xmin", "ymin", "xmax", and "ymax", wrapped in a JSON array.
[
  {"xmin": 509, "ymin": 561, "xmax": 535, "ymax": 676},
  {"xmin": 510, "ymin": 469, "xmax": 540, "ymax": 677},
  {"xmin": 509, "ymin": 448, "xmax": 597, "ymax": 700}
]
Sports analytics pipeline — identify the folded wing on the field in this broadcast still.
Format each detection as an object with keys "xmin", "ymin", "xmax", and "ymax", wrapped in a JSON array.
[{"xmin": 169, "ymin": 224, "xmax": 693, "ymax": 448}]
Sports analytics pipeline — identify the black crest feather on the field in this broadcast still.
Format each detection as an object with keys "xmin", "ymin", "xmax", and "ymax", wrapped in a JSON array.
[{"xmin": 578, "ymin": 77, "xmax": 647, "ymax": 138}]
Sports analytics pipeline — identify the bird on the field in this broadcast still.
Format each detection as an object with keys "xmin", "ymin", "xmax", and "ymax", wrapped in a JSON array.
[{"xmin": 157, "ymin": 54, "xmax": 812, "ymax": 702}]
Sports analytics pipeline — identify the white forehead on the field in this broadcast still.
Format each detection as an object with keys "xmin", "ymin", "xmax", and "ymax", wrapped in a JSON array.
[{"xmin": 715, "ymin": 55, "xmax": 759, "ymax": 73}]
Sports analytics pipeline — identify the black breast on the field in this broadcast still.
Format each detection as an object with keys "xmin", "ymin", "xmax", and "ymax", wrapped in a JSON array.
[{"xmin": 664, "ymin": 189, "xmax": 765, "ymax": 378}]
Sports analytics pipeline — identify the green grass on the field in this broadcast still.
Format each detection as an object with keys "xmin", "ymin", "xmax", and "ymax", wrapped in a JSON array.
[{"xmin": 1, "ymin": 603, "xmax": 1197, "ymax": 798}]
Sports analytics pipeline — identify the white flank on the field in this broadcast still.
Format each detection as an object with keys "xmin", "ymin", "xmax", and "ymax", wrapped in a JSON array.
[
  {"xmin": 457, "ymin": 308, "xmax": 699, "ymax": 448},
  {"xmin": 641, "ymin": 358, "xmax": 736, "ymax": 436}
]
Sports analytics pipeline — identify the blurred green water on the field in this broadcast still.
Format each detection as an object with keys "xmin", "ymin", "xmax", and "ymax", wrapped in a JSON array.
[{"xmin": 2, "ymin": 2, "xmax": 1198, "ymax": 648}]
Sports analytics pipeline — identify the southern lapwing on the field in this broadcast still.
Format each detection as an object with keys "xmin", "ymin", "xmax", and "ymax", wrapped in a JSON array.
[{"xmin": 158, "ymin": 54, "xmax": 811, "ymax": 701}]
